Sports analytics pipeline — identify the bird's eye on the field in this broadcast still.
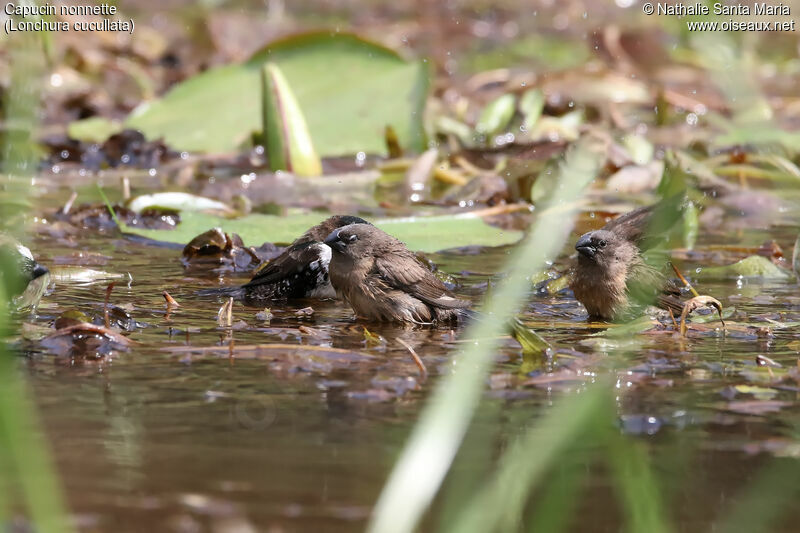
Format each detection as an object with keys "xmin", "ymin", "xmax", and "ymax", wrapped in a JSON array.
[
  {"xmin": 598, "ymin": 240, "xmax": 607, "ymax": 248},
  {"xmin": 347, "ymin": 234, "xmax": 358, "ymax": 243}
]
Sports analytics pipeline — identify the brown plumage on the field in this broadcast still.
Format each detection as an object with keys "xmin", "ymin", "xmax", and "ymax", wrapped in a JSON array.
[
  {"xmin": 569, "ymin": 202, "xmax": 684, "ymax": 321},
  {"xmin": 324, "ymin": 224, "xmax": 470, "ymax": 324}
]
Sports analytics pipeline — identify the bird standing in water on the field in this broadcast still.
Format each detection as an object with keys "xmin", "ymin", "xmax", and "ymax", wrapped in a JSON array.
[
  {"xmin": 569, "ymin": 200, "xmax": 685, "ymax": 321},
  {"xmin": 324, "ymin": 223, "xmax": 470, "ymax": 324},
  {"xmin": 202, "ymin": 215, "xmax": 369, "ymax": 302}
]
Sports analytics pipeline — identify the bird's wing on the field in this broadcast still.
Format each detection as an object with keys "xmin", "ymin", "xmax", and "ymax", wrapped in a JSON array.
[
  {"xmin": 626, "ymin": 261, "xmax": 684, "ymax": 314},
  {"xmin": 604, "ymin": 193, "xmax": 686, "ymax": 251},
  {"xmin": 372, "ymin": 255, "xmax": 470, "ymax": 309},
  {"xmin": 243, "ymin": 241, "xmax": 323, "ymax": 289}
]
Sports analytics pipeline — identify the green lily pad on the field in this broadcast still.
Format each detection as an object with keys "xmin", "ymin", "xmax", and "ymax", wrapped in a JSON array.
[
  {"xmin": 698, "ymin": 256, "xmax": 793, "ymax": 280},
  {"xmin": 123, "ymin": 211, "xmax": 523, "ymax": 253},
  {"xmin": 74, "ymin": 32, "xmax": 428, "ymax": 156}
]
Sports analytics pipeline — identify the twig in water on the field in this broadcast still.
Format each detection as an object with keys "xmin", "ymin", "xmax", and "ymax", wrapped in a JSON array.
[
  {"xmin": 397, "ymin": 337, "xmax": 427, "ymax": 379},
  {"xmin": 104, "ymin": 282, "xmax": 116, "ymax": 329},
  {"xmin": 679, "ymin": 295, "xmax": 725, "ymax": 337},
  {"xmin": 670, "ymin": 262, "xmax": 700, "ymax": 298},
  {"xmin": 62, "ymin": 191, "xmax": 77, "ymax": 214},
  {"xmin": 217, "ymin": 297, "xmax": 234, "ymax": 328},
  {"xmin": 668, "ymin": 308, "xmax": 678, "ymax": 329},
  {"xmin": 163, "ymin": 291, "xmax": 180, "ymax": 308}
]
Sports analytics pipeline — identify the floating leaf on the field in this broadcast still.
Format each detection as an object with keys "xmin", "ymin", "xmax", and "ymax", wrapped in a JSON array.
[
  {"xmin": 725, "ymin": 400, "xmax": 790, "ymax": 415},
  {"xmin": 81, "ymin": 33, "xmax": 428, "ymax": 156},
  {"xmin": 698, "ymin": 256, "xmax": 793, "ymax": 280},
  {"xmin": 599, "ymin": 316, "xmax": 658, "ymax": 338},
  {"xmin": 519, "ymin": 89, "xmax": 545, "ymax": 131},
  {"xmin": 260, "ymin": 62, "xmax": 322, "ymax": 176},
  {"xmin": 127, "ymin": 193, "xmax": 232, "ymax": 214},
  {"xmin": 527, "ymin": 110, "xmax": 583, "ymax": 143},
  {"xmin": 621, "ymin": 134, "xmax": 653, "ymax": 166},
  {"xmin": 510, "ymin": 318, "xmax": 550, "ymax": 356},
  {"xmin": 66, "ymin": 117, "xmax": 122, "ymax": 143},
  {"xmin": 434, "ymin": 116, "xmax": 474, "ymax": 145},
  {"xmin": 542, "ymin": 72, "xmax": 651, "ymax": 106},
  {"xmin": 124, "ymin": 211, "xmax": 523, "ymax": 253},
  {"xmin": 363, "ymin": 326, "xmax": 386, "ymax": 347},
  {"xmin": 475, "ymin": 94, "xmax": 516, "ymax": 137}
]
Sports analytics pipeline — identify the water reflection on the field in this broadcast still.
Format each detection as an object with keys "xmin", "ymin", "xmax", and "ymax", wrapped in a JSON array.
[{"xmin": 16, "ymin": 222, "xmax": 800, "ymax": 531}]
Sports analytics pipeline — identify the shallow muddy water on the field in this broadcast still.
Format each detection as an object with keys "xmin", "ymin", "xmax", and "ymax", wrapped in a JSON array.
[{"xmin": 9, "ymin": 200, "xmax": 800, "ymax": 532}]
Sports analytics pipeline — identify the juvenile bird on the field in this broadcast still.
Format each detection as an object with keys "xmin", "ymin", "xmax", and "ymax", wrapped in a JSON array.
[
  {"xmin": 569, "ymin": 200, "xmax": 685, "ymax": 321},
  {"xmin": 201, "ymin": 215, "xmax": 369, "ymax": 302},
  {"xmin": 324, "ymin": 224, "xmax": 470, "ymax": 324}
]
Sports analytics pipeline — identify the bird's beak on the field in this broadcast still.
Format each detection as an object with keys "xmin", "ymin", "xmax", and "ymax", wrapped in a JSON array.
[
  {"xmin": 32, "ymin": 262, "xmax": 49, "ymax": 279},
  {"xmin": 324, "ymin": 228, "xmax": 346, "ymax": 253},
  {"xmin": 575, "ymin": 234, "xmax": 596, "ymax": 259}
]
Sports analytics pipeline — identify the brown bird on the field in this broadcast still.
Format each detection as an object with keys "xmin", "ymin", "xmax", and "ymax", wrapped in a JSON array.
[
  {"xmin": 569, "ymin": 200, "xmax": 685, "ymax": 321},
  {"xmin": 201, "ymin": 215, "xmax": 369, "ymax": 302},
  {"xmin": 324, "ymin": 224, "xmax": 470, "ymax": 324}
]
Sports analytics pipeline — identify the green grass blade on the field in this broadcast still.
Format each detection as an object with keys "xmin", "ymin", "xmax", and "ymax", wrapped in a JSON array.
[
  {"xmin": 447, "ymin": 385, "xmax": 608, "ymax": 533},
  {"xmin": 0, "ymin": 27, "xmax": 75, "ymax": 533},
  {"xmin": 607, "ymin": 435, "xmax": 672, "ymax": 533},
  {"xmin": 366, "ymin": 135, "xmax": 605, "ymax": 533},
  {"xmin": 716, "ymin": 459, "xmax": 800, "ymax": 533}
]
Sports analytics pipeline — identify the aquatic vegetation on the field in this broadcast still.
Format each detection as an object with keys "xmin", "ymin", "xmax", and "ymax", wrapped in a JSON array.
[{"xmin": 3, "ymin": 1, "xmax": 800, "ymax": 531}]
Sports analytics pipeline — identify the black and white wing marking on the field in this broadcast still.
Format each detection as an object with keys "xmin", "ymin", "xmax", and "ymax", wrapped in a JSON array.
[{"xmin": 242, "ymin": 241, "xmax": 334, "ymax": 300}]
